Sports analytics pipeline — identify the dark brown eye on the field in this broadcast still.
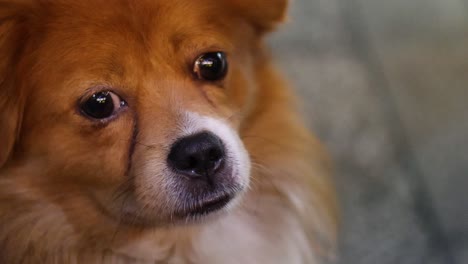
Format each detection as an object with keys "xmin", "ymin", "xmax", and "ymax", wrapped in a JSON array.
[
  {"xmin": 193, "ymin": 52, "xmax": 228, "ymax": 81},
  {"xmin": 80, "ymin": 91, "xmax": 126, "ymax": 119}
]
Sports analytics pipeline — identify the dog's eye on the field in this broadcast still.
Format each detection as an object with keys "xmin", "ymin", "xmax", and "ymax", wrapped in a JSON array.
[
  {"xmin": 193, "ymin": 52, "xmax": 228, "ymax": 81},
  {"xmin": 80, "ymin": 91, "xmax": 126, "ymax": 119}
]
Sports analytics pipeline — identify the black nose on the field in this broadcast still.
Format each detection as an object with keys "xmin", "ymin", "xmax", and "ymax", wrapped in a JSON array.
[{"xmin": 168, "ymin": 132, "xmax": 225, "ymax": 180}]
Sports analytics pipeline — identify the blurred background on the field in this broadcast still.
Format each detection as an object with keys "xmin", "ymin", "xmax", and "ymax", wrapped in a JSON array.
[{"xmin": 268, "ymin": 0, "xmax": 468, "ymax": 263}]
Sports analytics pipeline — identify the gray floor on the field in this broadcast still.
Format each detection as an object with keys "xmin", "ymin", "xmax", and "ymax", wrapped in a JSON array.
[{"xmin": 268, "ymin": 0, "xmax": 468, "ymax": 263}]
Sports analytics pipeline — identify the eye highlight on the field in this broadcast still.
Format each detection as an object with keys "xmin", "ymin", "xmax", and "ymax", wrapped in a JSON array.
[
  {"xmin": 193, "ymin": 52, "xmax": 228, "ymax": 81},
  {"xmin": 80, "ymin": 91, "xmax": 127, "ymax": 120}
]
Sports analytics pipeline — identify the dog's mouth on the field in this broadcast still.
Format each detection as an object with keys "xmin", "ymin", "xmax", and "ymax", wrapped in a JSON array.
[{"xmin": 175, "ymin": 193, "xmax": 234, "ymax": 218}]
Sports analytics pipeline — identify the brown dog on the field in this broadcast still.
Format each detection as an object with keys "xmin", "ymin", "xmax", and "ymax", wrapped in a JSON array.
[{"xmin": 0, "ymin": 0, "xmax": 338, "ymax": 263}]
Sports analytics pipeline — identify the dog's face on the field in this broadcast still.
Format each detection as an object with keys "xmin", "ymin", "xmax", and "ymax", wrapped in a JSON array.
[{"xmin": 0, "ymin": 0, "xmax": 287, "ymax": 227}]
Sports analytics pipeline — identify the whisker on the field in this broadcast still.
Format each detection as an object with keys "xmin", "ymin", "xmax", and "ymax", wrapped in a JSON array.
[
  {"xmin": 117, "ymin": 138, "xmax": 164, "ymax": 149},
  {"xmin": 111, "ymin": 194, "xmax": 130, "ymax": 244},
  {"xmin": 225, "ymin": 109, "xmax": 243, "ymax": 122},
  {"xmin": 241, "ymin": 134, "xmax": 305, "ymax": 153}
]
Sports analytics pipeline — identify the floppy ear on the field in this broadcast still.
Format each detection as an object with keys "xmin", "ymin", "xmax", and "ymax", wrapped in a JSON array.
[
  {"xmin": 0, "ymin": 3, "xmax": 28, "ymax": 167},
  {"xmin": 228, "ymin": 0, "xmax": 289, "ymax": 33}
]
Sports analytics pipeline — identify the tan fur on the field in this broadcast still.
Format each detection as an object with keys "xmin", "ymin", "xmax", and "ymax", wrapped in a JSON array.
[{"xmin": 0, "ymin": 0, "xmax": 338, "ymax": 263}]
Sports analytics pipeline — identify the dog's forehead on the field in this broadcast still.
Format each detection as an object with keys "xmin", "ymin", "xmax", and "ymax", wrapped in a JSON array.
[
  {"xmin": 39, "ymin": 0, "xmax": 231, "ymax": 45},
  {"xmin": 30, "ymin": 0, "xmax": 234, "ymax": 79}
]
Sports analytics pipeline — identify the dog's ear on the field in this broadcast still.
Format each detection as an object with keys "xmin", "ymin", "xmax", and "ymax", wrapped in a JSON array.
[
  {"xmin": 227, "ymin": 0, "xmax": 289, "ymax": 33},
  {"xmin": 0, "ymin": 3, "xmax": 29, "ymax": 167}
]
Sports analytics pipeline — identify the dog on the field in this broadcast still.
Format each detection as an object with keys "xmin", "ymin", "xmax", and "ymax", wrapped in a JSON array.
[{"xmin": 0, "ymin": 0, "xmax": 338, "ymax": 263}]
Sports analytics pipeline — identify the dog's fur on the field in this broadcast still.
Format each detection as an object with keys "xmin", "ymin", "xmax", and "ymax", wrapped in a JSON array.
[{"xmin": 0, "ymin": 0, "xmax": 338, "ymax": 263}]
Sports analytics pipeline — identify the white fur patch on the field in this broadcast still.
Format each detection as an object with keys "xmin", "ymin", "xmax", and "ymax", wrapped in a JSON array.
[
  {"xmin": 194, "ymin": 209, "xmax": 320, "ymax": 264},
  {"xmin": 115, "ymin": 112, "xmax": 252, "ymax": 262},
  {"xmin": 179, "ymin": 112, "xmax": 251, "ymax": 189}
]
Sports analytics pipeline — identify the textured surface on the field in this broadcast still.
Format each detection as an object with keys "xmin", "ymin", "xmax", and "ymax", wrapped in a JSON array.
[{"xmin": 268, "ymin": 0, "xmax": 468, "ymax": 263}]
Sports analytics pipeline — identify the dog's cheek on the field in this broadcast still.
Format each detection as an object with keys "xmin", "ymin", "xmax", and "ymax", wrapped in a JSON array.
[
  {"xmin": 217, "ymin": 59, "xmax": 257, "ymax": 128},
  {"xmin": 227, "ymin": 68, "xmax": 252, "ymax": 107},
  {"xmin": 35, "ymin": 115, "xmax": 136, "ymax": 187},
  {"xmin": 82, "ymin": 120, "xmax": 135, "ymax": 187}
]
